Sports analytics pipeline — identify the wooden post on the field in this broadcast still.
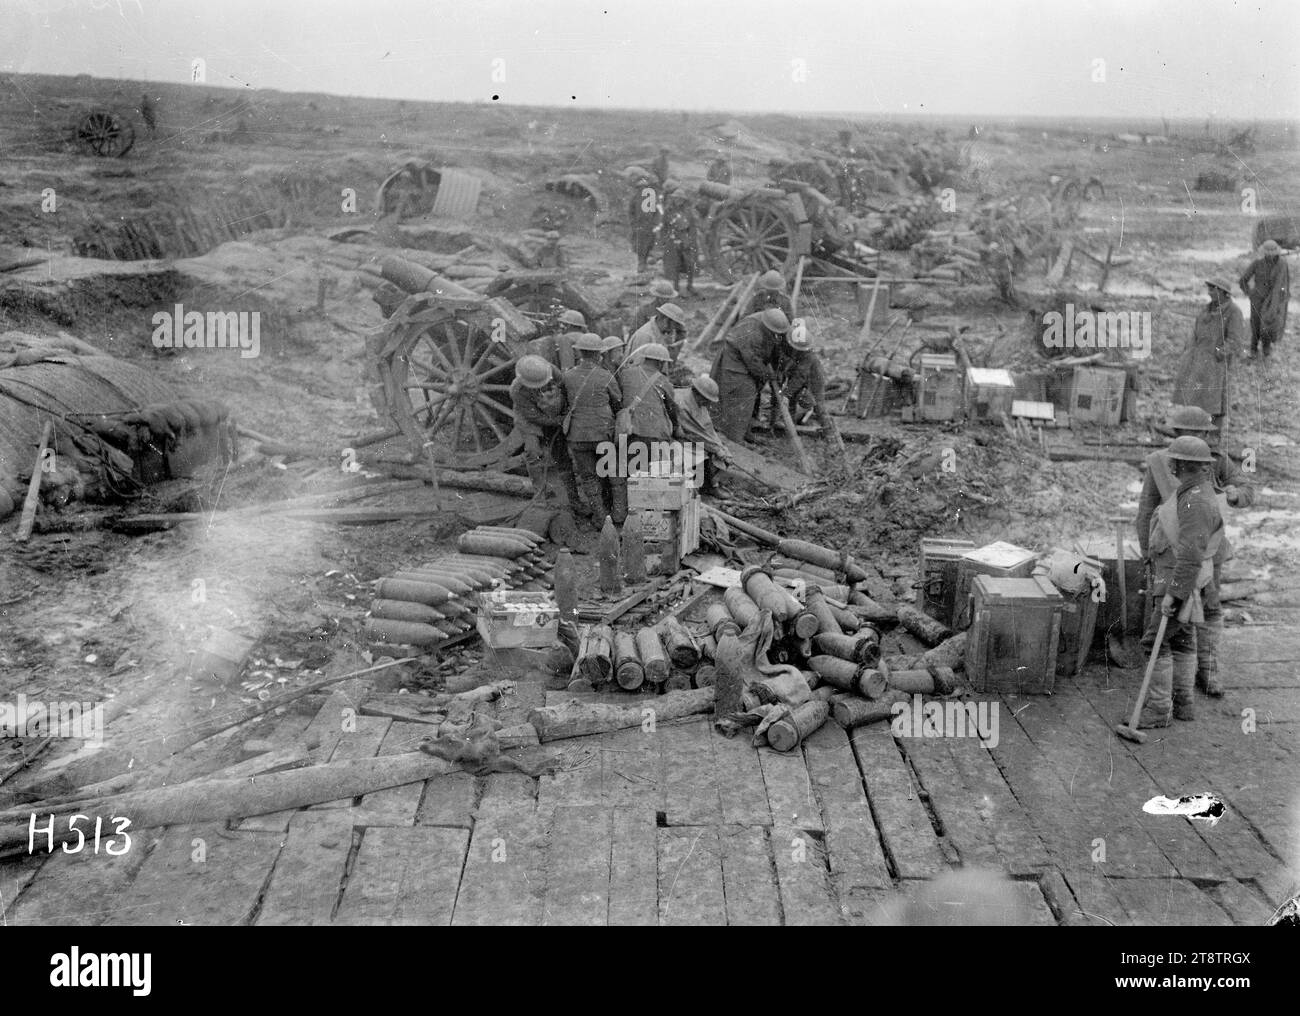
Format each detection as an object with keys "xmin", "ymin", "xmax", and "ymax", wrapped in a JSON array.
[
  {"xmin": 711, "ymin": 272, "xmax": 760, "ymax": 350},
  {"xmin": 790, "ymin": 255, "xmax": 807, "ymax": 317},
  {"xmin": 690, "ymin": 279, "xmax": 741, "ymax": 353},
  {"xmin": 15, "ymin": 421, "xmax": 54, "ymax": 543},
  {"xmin": 774, "ymin": 388, "xmax": 815, "ymax": 476}
]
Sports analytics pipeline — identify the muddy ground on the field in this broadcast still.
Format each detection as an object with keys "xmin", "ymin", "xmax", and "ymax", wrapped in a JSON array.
[{"xmin": 0, "ymin": 75, "xmax": 1297, "ymax": 923}]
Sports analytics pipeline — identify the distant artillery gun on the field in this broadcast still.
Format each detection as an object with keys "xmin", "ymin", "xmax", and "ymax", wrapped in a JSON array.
[
  {"xmin": 1253, "ymin": 214, "xmax": 1300, "ymax": 252},
  {"xmin": 74, "ymin": 109, "xmax": 135, "ymax": 158}
]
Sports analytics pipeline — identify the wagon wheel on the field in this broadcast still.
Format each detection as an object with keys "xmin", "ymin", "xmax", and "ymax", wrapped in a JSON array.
[
  {"xmin": 76, "ymin": 111, "xmax": 135, "ymax": 158},
  {"xmin": 490, "ymin": 280, "xmax": 595, "ymax": 332},
  {"xmin": 706, "ymin": 196, "xmax": 800, "ymax": 284},
  {"xmin": 778, "ymin": 161, "xmax": 841, "ymax": 204},
  {"xmin": 379, "ymin": 301, "xmax": 523, "ymax": 469}
]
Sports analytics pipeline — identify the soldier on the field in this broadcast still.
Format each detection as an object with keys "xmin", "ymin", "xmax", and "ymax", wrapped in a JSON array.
[
  {"xmin": 618, "ymin": 342, "xmax": 678, "ymax": 470},
  {"xmin": 1132, "ymin": 436, "xmax": 1225, "ymax": 729},
  {"xmin": 775, "ymin": 320, "xmax": 835, "ymax": 436},
  {"xmin": 1239, "ymin": 239, "xmax": 1290, "ymax": 360},
  {"xmin": 626, "ymin": 169, "xmax": 660, "ymax": 273},
  {"xmin": 659, "ymin": 183, "xmax": 700, "ymax": 297},
  {"xmin": 1136, "ymin": 405, "xmax": 1254, "ymax": 697},
  {"xmin": 510, "ymin": 354, "xmax": 584, "ymax": 516},
  {"xmin": 139, "ymin": 92, "xmax": 157, "ymax": 136},
  {"xmin": 601, "ymin": 335, "xmax": 626, "ymax": 375},
  {"xmin": 674, "ymin": 375, "xmax": 733, "ymax": 495},
  {"xmin": 1174, "ymin": 275, "xmax": 1244, "ymax": 439},
  {"xmin": 710, "ymin": 308, "xmax": 790, "ymax": 442},
  {"xmin": 748, "ymin": 270, "xmax": 793, "ymax": 317},
  {"xmin": 562, "ymin": 333, "xmax": 625, "ymax": 524},
  {"xmin": 527, "ymin": 308, "xmax": 585, "ymax": 371},
  {"xmin": 652, "ymin": 147, "xmax": 671, "ymax": 187},
  {"xmin": 706, "ymin": 155, "xmax": 732, "ymax": 185},
  {"xmin": 628, "ymin": 278, "xmax": 678, "ymax": 334},
  {"xmin": 628, "ymin": 302, "xmax": 687, "ymax": 364}
]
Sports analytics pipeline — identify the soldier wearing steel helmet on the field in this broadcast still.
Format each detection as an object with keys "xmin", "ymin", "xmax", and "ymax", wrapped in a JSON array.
[
  {"xmin": 562, "ymin": 333, "xmax": 626, "ymax": 524},
  {"xmin": 659, "ymin": 182, "xmax": 700, "ymax": 297},
  {"xmin": 748, "ymin": 269, "xmax": 793, "ymax": 318},
  {"xmin": 626, "ymin": 167, "xmax": 660, "ymax": 274},
  {"xmin": 628, "ymin": 301, "xmax": 687, "ymax": 365},
  {"xmin": 527, "ymin": 308, "xmax": 586, "ymax": 372},
  {"xmin": 618, "ymin": 341, "xmax": 679, "ymax": 471},
  {"xmin": 774, "ymin": 317, "xmax": 834, "ymax": 438},
  {"xmin": 674, "ymin": 375, "xmax": 733, "ymax": 495},
  {"xmin": 1137, "ymin": 405, "xmax": 1254, "ymax": 698},
  {"xmin": 628, "ymin": 278, "xmax": 678, "ymax": 334},
  {"xmin": 1132, "ymin": 435, "xmax": 1225, "ymax": 730},
  {"xmin": 1239, "ymin": 239, "xmax": 1289, "ymax": 360},
  {"xmin": 510, "ymin": 354, "xmax": 584, "ymax": 515},
  {"xmin": 710, "ymin": 307, "xmax": 790, "ymax": 442},
  {"xmin": 1174, "ymin": 274, "xmax": 1244, "ymax": 439}
]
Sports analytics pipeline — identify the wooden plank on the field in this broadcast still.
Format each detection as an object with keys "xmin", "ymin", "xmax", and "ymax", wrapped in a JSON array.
[
  {"xmin": 543, "ymin": 805, "xmax": 611, "ymax": 926},
  {"xmin": 658, "ymin": 718, "xmax": 722, "ymax": 826},
  {"xmin": 1107, "ymin": 876, "xmax": 1234, "ymax": 926},
  {"xmin": 759, "ymin": 746, "xmax": 823, "ymax": 833},
  {"xmin": 770, "ymin": 822, "xmax": 842, "ymax": 925},
  {"xmin": 353, "ymin": 721, "xmax": 433, "ymax": 825},
  {"xmin": 3, "ymin": 840, "xmax": 149, "ymax": 926},
  {"xmin": 1209, "ymin": 879, "xmax": 1275, "ymax": 926},
  {"xmin": 237, "ymin": 704, "xmax": 343, "ymax": 831},
  {"xmin": 848, "ymin": 723, "xmax": 948, "ymax": 879},
  {"xmin": 608, "ymin": 805, "xmax": 658, "ymax": 926},
  {"xmin": 951, "ymin": 736, "xmax": 1052, "ymax": 874},
  {"xmin": 416, "ymin": 772, "xmax": 477, "ymax": 828},
  {"xmin": 256, "ymin": 810, "xmax": 354, "ymax": 925},
  {"xmin": 452, "ymin": 811, "xmax": 548, "ymax": 926},
  {"xmin": 476, "ymin": 772, "xmax": 536, "ymax": 819},
  {"xmin": 335, "ymin": 826, "xmax": 468, "ymax": 925},
  {"xmin": 710, "ymin": 731, "xmax": 771, "ymax": 827},
  {"xmin": 835, "ymin": 886, "xmax": 899, "ymax": 926},
  {"xmin": 802, "ymin": 723, "xmax": 891, "ymax": 890},
  {"xmin": 1219, "ymin": 660, "xmax": 1300, "ymax": 688},
  {"xmin": 309, "ymin": 714, "xmax": 392, "ymax": 809},
  {"xmin": 657, "ymin": 825, "xmax": 726, "ymax": 926},
  {"xmin": 496, "ymin": 680, "xmax": 547, "ymax": 727},
  {"xmin": 718, "ymin": 825, "xmax": 782, "ymax": 925},
  {"xmin": 903, "ymin": 736, "xmax": 1001, "ymax": 870},
  {"xmin": 1225, "ymin": 688, "xmax": 1300, "ymax": 723},
  {"xmin": 114, "ymin": 823, "xmax": 284, "ymax": 926},
  {"xmin": 1059, "ymin": 871, "xmax": 1133, "ymax": 927},
  {"xmin": 1007, "ymin": 879, "xmax": 1059, "ymax": 926},
  {"xmin": 1219, "ymin": 626, "xmax": 1300, "ymax": 663}
]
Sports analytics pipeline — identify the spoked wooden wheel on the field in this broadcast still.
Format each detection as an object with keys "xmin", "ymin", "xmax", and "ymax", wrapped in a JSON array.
[
  {"xmin": 76, "ymin": 111, "xmax": 135, "ymax": 158},
  {"xmin": 706, "ymin": 197, "xmax": 800, "ymax": 284},
  {"xmin": 778, "ymin": 161, "xmax": 841, "ymax": 203},
  {"xmin": 377, "ymin": 298, "xmax": 523, "ymax": 469}
]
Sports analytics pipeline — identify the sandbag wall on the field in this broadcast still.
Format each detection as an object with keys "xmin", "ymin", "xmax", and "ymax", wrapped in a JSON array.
[{"xmin": 364, "ymin": 526, "xmax": 549, "ymax": 649}]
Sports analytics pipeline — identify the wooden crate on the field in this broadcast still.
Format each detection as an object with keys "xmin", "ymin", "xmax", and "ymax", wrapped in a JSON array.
[
  {"xmin": 1075, "ymin": 535, "xmax": 1149, "ymax": 641},
  {"xmin": 641, "ymin": 497, "xmax": 700, "ymax": 560},
  {"xmin": 918, "ymin": 537, "xmax": 975, "ymax": 625},
  {"xmin": 628, "ymin": 445, "xmax": 704, "ymax": 509},
  {"xmin": 967, "ymin": 575, "xmax": 1063, "ymax": 695},
  {"xmin": 1067, "ymin": 366, "xmax": 1126, "ymax": 426},
  {"xmin": 1055, "ymin": 579, "xmax": 1100, "ymax": 678},
  {"xmin": 952, "ymin": 541, "xmax": 1038, "ymax": 630},
  {"xmin": 475, "ymin": 590, "xmax": 559, "ymax": 649},
  {"xmin": 917, "ymin": 353, "xmax": 963, "ymax": 422},
  {"xmin": 966, "ymin": 367, "xmax": 1017, "ymax": 423},
  {"xmin": 855, "ymin": 370, "xmax": 898, "ymax": 418}
]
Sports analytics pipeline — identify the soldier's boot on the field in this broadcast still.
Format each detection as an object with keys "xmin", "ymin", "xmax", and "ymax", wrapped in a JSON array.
[
  {"xmin": 559, "ymin": 468, "xmax": 592, "ymax": 520},
  {"xmin": 1172, "ymin": 650, "xmax": 1198, "ymax": 721},
  {"xmin": 1195, "ymin": 619, "xmax": 1224, "ymax": 696},
  {"xmin": 576, "ymin": 474, "xmax": 604, "ymax": 525},
  {"xmin": 609, "ymin": 479, "xmax": 629, "ymax": 527},
  {"xmin": 1137, "ymin": 655, "xmax": 1173, "ymax": 729}
]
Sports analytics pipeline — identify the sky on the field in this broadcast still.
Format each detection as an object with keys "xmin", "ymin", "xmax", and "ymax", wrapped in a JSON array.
[{"xmin": 2, "ymin": 0, "xmax": 1297, "ymax": 119}]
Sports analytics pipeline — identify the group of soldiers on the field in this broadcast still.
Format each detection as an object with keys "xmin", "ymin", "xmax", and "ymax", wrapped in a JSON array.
[
  {"xmin": 509, "ymin": 266, "xmax": 836, "ymax": 525},
  {"xmin": 625, "ymin": 152, "xmax": 701, "ymax": 296}
]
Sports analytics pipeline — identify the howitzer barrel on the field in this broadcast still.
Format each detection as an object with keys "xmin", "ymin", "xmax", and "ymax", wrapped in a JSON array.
[{"xmin": 379, "ymin": 255, "xmax": 481, "ymax": 299}]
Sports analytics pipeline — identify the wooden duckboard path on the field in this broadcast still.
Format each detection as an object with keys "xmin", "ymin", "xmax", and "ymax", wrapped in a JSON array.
[{"xmin": 4, "ymin": 623, "xmax": 1295, "ymax": 925}]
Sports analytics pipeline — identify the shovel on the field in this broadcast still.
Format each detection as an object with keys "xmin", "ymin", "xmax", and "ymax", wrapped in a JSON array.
[
  {"xmin": 1106, "ymin": 515, "xmax": 1140, "ymax": 668},
  {"xmin": 1116, "ymin": 594, "xmax": 1196, "ymax": 744}
]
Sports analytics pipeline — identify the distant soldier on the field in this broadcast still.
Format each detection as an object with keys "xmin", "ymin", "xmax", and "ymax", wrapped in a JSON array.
[
  {"xmin": 674, "ymin": 375, "xmax": 733, "ymax": 495},
  {"xmin": 1239, "ymin": 239, "xmax": 1290, "ymax": 360},
  {"xmin": 775, "ymin": 320, "xmax": 835, "ymax": 436},
  {"xmin": 628, "ymin": 278, "xmax": 678, "ymax": 334},
  {"xmin": 710, "ymin": 308, "xmax": 790, "ymax": 442},
  {"xmin": 706, "ymin": 156, "xmax": 732, "ymax": 185},
  {"xmin": 563, "ymin": 333, "xmax": 626, "ymax": 524},
  {"xmin": 652, "ymin": 147, "xmax": 671, "ymax": 187},
  {"xmin": 139, "ymin": 92, "xmax": 157, "ymax": 136},
  {"xmin": 527, "ymin": 308, "xmax": 585, "ymax": 371},
  {"xmin": 1174, "ymin": 275, "xmax": 1244, "ymax": 438},
  {"xmin": 1136, "ymin": 405, "xmax": 1254, "ymax": 698},
  {"xmin": 659, "ymin": 182, "xmax": 700, "ymax": 296},
  {"xmin": 1131, "ymin": 436, "xmax": 1224, "ymax": 729},
  {"xmin": 748, "ymin": 269, "xmax": 793, "ymax": 317},
  {"xmin": 617, "ymin": 342, "xmax": 677, "ymax": 473},
  {"xmin": 626, "ymin": 168, "xmax": 659, "ymax": 273},
  {"xmin": 510, "ymin": 355, "xmax": 584, "ymax": 516},
  {"xmin": 628, "ymin": 302, "xmax": 687, "ymax": 364}
]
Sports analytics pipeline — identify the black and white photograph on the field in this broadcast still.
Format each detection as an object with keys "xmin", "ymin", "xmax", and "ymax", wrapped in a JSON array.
[{"xmin": 0, "ymin": 0, "xmax": 1296, "ymax": 959}]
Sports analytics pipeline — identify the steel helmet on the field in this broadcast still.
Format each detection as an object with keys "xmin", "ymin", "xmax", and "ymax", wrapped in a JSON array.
[
  {"xmin": 759, "ymin": 269, "xmax": 785, "ymax": 291},
  {"xmin": 1167, "ymin": 435, "xmax": 1213, "ymax": 463},
  {"xmin": 640, "ymin": 342, "xmax": 672, "ymax": 363},
  {"xmin": 601, "ymin": 335, "xmax": 624, "ymax": 352},
  {"xmin": 1204, "ymin": 275, "xmax": 1234, "ymax": 295},
  {"xmin": 656, "ymin": 302, "xmax": 687, "ymax": 326},
  {"xmin": 625, "ymin": 165, "xmax": 650, "ymax": 180},
  {"xmin": 558, "ymin": 308, "xmax": 586, "ymax": 328},
  {"xmin": 649, "ymin": 278, "xmax": 678, "ymax": 299},
  {"xmin": 760, "ymin": 308, "xmax": 791, "ymax": 334},
  {"xmin": 1260, "ymin": 239, "xmax": 1282, "ymax": 256},
  {"xmin": 785, "ymin": 318, "xmax": 812, "ymax": 351},
  {"xmin": 1168, "ymin": 405, "xmax": 1215, "ymax": 432},
  {"xmin": 692, "ymin": 375, "xmax": 720, "ymax": 402},
  {"xmin": 661, "ymin": 178, "xmax": 680, "ymax": 193},
  {"xmin": 515, "ymin": 355, "xmax": 552, "ymax": 389},
  {"xmin": 573, "ymin": 332, "xmax": 606, "ymax": 352}
]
